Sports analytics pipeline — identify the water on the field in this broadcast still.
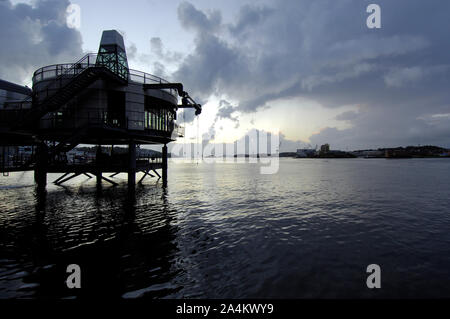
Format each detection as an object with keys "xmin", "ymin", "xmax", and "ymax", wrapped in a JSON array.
[{"xmin": 1, "ymin": 158, "xmax": 450, "ymax": 298}]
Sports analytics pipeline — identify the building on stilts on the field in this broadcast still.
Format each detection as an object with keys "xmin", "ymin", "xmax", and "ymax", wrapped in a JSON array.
[{"xmin": 0, "ymin": 30, "xmax": 201, "ymax": 190}]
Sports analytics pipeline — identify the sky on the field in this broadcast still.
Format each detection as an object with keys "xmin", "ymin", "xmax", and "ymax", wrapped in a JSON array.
[{"xmin": 1, "ymin": 0, "xmax": 449, "ymax": 151}]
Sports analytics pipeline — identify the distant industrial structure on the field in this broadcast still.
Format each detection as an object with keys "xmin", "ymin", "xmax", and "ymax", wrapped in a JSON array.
[
  {"xmin": 319, "ymin": 143, "xmax": 330, "ymax": 155},
  {"xmin": 295, "ymin": 144, "xmax": 355, "ymax": 158},
  {"xmin": 0, "ymin": 30, "xmax": 201, "ymax": 190}
]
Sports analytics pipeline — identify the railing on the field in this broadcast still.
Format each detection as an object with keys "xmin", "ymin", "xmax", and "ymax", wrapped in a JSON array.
[
  {"xmin": 32, "ymin": 53, "xmax": 178, "ymax": 97},
  {"xmin": 39, "ymin": 109, "xmax": 145, "ymax": 130},
  {"xmin": 8, "ymin": 54, "xmax": 99, "ymax": 111},
  {"xmin": 38, "ymin": 108, "xmax": 182, "ymax": 138},
  {"xmin": 1, "ymin": 53, "xmax": 180, "ymax": 129},
  {"xmin": 2, "ymin": 100, "xmax": 32, "ymax": 110},
  {"xmin": 0, "ymin": 151, "xmax": 165, "ymax": 173},
  {"xmin": 137, "ymin": 156, "xmax": 163, "ymax": 164},
  {"xmin": 66, "ymin": 153, "xmax": 163, "ymax": 165},
  {"xmin": 1, "ymin": 106, "xmax": 183, "ymax": 141}
]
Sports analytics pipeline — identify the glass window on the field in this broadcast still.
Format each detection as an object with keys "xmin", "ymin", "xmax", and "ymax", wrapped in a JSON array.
[
  {"xmin": 145, "ymin": 111, "xmax": 148, "ymax": 129},
  {"xmin": 158, "ymin": 112, "xmax": 161, "ymax": 131},
  {"xmin": 165, "ymin": 110, "xmax": 168, "ymax": 131},
  {"xmin": 150, "ymin": 112, "xmax": 153, "ymax": 129},
  {"xmin": 151, "ymin": 112, "xmax": 154, "ymax": 130}
]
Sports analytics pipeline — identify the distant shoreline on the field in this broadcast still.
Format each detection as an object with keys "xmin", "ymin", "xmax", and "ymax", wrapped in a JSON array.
[
  {"xmin": 282, "ymin": 145, "xmax": 450, "ymax": 159},
  {"xmin": 279, "ymin": 152, "xmax": 450, "ymax": 159}
]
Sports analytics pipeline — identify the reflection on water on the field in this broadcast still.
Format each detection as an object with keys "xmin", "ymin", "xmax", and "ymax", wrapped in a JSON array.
[
  {"xmin": 1, "ymin": 158, "xmax": 450, "ymax": 298},
  {"xmin": 0, "ymin": 178, "xmax": 181, "ymax": 299}
]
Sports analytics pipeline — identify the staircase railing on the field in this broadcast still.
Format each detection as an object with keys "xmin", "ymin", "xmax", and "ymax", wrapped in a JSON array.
[
  {"xmin": 32, "ymin": 53, "xmax": 99, "ymax": 86},
  {"xmin": 33, "ymin": 54, "xmax": 178, "ymax": 97},
  {"xmin": 8, "ymin": 51, "xmax": 180, "ymax": 135}
]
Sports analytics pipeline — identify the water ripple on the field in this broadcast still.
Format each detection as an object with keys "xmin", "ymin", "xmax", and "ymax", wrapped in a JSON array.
[{"xmin": 0, "ymin": 159, "xmax": 450, "ymax": 298}]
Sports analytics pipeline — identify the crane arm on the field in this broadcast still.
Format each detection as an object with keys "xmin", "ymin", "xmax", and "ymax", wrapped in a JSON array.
[{"xmin": 142, "ymin": 83, "xmax": 202, "ymax": 115}]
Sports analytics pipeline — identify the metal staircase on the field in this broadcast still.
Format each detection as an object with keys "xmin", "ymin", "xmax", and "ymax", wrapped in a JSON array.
[
  {"xmin": 2, "ymin": 52, "xmax": 132, "ymax": 171},
  {"xmin": 14, "ymin": 54, "xmax": 128, "ymax": 130}
]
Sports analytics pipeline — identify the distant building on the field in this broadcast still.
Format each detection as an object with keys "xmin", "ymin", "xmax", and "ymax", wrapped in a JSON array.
[
  {"xmin": 17, "ymin": 146, "xmax": 33, "ymax": 155},
  {"xmin": 319, "ymin": 143, "xmax": 330, "ymax": 155},
  {"xmin": 0, "ymin": 79, "xmax": 32, "ymax": 110}
]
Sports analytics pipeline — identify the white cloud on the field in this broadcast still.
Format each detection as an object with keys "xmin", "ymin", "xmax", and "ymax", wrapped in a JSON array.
[{"xmin": 171, "ymin": 0, "xmax": 450, "ymax": 148}]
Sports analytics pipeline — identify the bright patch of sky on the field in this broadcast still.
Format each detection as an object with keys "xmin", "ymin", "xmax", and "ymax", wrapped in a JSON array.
[{"xmin": 3, "ymin": 0, "xmax": 450, "ymax": 150}]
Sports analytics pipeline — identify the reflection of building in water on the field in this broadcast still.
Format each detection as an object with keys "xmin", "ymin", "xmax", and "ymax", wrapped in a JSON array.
[
  {"xmin": 0, "ymin": 180, "xmax": 182, "ymax": 298},
  {"xmin": 0, "ymin": 30, "xmax": 201, "ymax": 189}
]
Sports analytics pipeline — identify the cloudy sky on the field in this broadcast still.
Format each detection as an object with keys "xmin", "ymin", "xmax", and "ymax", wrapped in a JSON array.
[{"xmin": 1, "ymin": 0, "xmax": 449, "ymax": 151}]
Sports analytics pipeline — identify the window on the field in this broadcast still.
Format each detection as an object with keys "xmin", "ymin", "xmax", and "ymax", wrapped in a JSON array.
[{"xmin": 143, "ymin": 105, "xmax": 174, "ymax": 132}]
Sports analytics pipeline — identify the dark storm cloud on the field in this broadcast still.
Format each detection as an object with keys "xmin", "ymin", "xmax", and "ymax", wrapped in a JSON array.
[
  {"xmin": 217, "ymin": 99, "xmax": 239, "ymax": 127},
  {"xmin": 174, "ymin": 0, "xmax": 450, "ymax": 148},
  {"xmin": 0, "ymin": 0, "xmax": 83, "ymax": 84},
  {"xmin": 177, "ymin": 1, "xmax": 222, "ymax": 34},
  {"xmin": 173, "ymin": 32, "xmax": 245, "ymax": 100},
  {"xmin": 229, "ymin": 4, "xmax": 274, "ymax": 36},
  {"xmin": 150, "ymin": 37, "xmax": 183, "ymax": 64}
]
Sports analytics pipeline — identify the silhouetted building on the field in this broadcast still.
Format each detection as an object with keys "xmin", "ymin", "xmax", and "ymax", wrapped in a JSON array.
[{"xmin": 0, "ymin": 30, "xmax": 201, "ymax": 189}]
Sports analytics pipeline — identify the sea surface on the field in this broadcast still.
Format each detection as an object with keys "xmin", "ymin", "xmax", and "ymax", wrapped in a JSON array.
[{"xmin": 1, "ymin": 158, "xmax": 450, "ymax": 298}]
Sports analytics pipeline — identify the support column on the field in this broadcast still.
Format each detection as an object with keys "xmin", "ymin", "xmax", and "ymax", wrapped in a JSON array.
[
  {"xmin": 162, "ymin": 144, "xmax": 168, "ymax": 187},
  {"xmin": 34, "ymin": 143, "xmax": 48, "ymax": 190},
  {"xmin": 128, "ymin": 141, "xmax": 136, "ymax": 190},
  {"xmin": 2, "ymin": 146, "xmax": 5, "ymax": 172},
  {"xmin": 96, "ymin": 172, "xmax": 102, "ymax": 186},
  {"xmin": 95, "ymin": 145, "xmax": 102, "ymax": 186}
]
